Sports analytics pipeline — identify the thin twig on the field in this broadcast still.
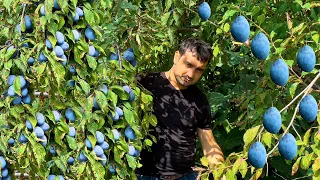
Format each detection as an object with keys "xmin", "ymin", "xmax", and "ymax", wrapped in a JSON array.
[
  {"xmin": 258, "ymin": 126, "xmax": 264, "ymax": 142},
  {"xmin": 292, "ymin": 123, "xmax": 302, "ymax": 141},
  {"xmin": 272, "ymin": 170, "xmax": 287, "ymax": 180}
]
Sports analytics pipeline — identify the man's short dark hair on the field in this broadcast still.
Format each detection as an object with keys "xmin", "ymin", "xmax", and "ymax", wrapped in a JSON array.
[{"xmin": 178, "ymin": 37, "xmax": 213, "ymax": 64}]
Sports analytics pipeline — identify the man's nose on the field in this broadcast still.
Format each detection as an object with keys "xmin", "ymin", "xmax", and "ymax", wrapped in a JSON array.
[{"xmin": 186, "ymin": 69, "xmax": 195, "ymax": 79}]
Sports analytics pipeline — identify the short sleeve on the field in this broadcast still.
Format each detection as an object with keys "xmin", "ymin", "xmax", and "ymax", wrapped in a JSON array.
[{"xmin": 197, "ymin": 98, "xmax": 213, "ymax": 130}]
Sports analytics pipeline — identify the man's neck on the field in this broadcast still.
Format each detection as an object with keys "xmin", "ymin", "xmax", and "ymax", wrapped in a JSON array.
[{"xmin": 164, "ymin": 70, "xmax": 186, "ymax": 90}]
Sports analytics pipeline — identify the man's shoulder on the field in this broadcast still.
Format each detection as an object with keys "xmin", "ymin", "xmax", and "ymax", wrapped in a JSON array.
[
  {"xmin": 137, "ymin": 72, "xmax": 161, "ymax": 80},
  {"xmin": 188, "ymin": 85, "xmax": 209, "ymax": 105},
  {"xmin": 137, "ymin": 72, "xmax": 162, "ymax": 87}
]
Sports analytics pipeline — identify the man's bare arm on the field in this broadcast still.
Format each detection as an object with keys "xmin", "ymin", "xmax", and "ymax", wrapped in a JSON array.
[{"xmin": 197, "ymin": 128, "xmax": 224, "ymax": 165}]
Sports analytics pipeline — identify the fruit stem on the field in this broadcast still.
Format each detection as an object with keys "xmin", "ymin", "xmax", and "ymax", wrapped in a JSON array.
[
  {"xmin": 292, "ymin": 124, "xmax": 302, "ymax": 141},
  {"xmin": 258, "ymin": 126, "xmax": 264, "ymax": 142},
  {"xmin": 20, "ymin": 3, "xmax": 26, "ymax": 37},
  {"xmin": 267, "ymin": 72, "xmax": 320, "ymax": 157},
  {"xmin": 115, "ymin": 42, "xmax": 122, "ymax": 70}
]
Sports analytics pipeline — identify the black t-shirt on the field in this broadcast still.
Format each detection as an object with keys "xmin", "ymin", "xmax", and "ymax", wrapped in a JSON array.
[{"xmin": 136, "ymin": 72, "xmax": 212, "ymax": 176}]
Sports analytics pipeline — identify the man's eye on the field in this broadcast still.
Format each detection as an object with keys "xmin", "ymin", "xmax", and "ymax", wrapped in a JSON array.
[{"xmin": 197, "ymin": 69, "xmax": 204, "ymax": 73}]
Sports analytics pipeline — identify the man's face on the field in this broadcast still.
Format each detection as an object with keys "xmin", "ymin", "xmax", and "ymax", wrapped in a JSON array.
[{"xmin": 172, "ymin": 49, "xmax": 208, "ymax": 88}]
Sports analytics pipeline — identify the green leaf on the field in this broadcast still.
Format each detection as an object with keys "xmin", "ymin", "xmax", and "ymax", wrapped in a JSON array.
[
  {"xmin": 292, "ymin": 157, "xmax": 301, "ymax": 176},
  {"xmin": 78, "ymin": 78, "xmax": 90, "ymax": 95},
  {"xmin": 54, "ymin": 158, "xmax": 67, "ymax": 173},
  {"xmin": 37, "ymin": 63, "xmax": 47, "ymax": 75},
  {"xmin": 257, "ymin": 14, "xmax": 265, "ymax": 24},
  {"xmin": 165, "ymin": 0, "xmax": 172, "ymax": 11},
  {"xmin": 95, "ymin": 90, "xmax": 108, "ymax": 110},
  {"xmin": 243, "ymin": 125, "xmax": 261, "ymax": 150},
  {"xmin": 54, "ymin": 128, "xmax": 64, "ymax": 146},
  {"xmin": 302, "ymin": 3, "xmax": 311, "ymax": 10},
  {"xmin": 292, "ymin": 23, "xmax": 305, "ymax": 34},
  {"xmin": 66, "ymin": 136, "xmax": 77, "ymax": 150},
  {"xmin": 32, "ymin": 143, "xmax": 46, "ymax": 166},
  {"xmin": 87, "ymin": 55, "xmax": 97, "ymax": 70},
  {"xmin": 200, "ymin": 156, "xmax": 209, "ymax": 167},
  {"xmin": 262, "ymin": 132, "xmax": 272, "ymax": 148},
  {"xmin": 148, "ymin": 114, "xmax": 157, "ymax": 127},
  {"xmin": 312, "ymin": 33, "xmax": 319, "ymax": 44},
  {"xmin": 107, "ymin": 90, "xmax": 118, "ymax": 107},
  {"xmin": 239, "ymin": 160, "xmax": 248, "ymax": 178},
  {"xmin": 76, "ymin": 162, "xmax": 87, "ymax": 174},
  {"xmin": 304, "ymin": 129, "xmax": 311, "ymax": 145},
  {"xmin": 124, "ymin": 106, "xmax": 135, "ymax": 126},
  {"xmin": 145, "ymin": 139, "xmax": 152, "ymax": 146},
  {"xmin": 90, "ymin": 159, "xmax": 105, "ymax": 179},
  {"xmin": 301, "ymin": 152, "xmax": 314, "ymax": 170},
  {"xmin": 17, "ymin": 143, "xmax": 27, "ymax": 156},
  {"xmin": 13, "ymin": 76, "xmax": 21, "ymax": 96},
  {"xmin": 111, "ymin": 85, "xmax": 129, "ymax": 100},
  {"xmin": 161, "ymin": 12, "xmax": 171, "ymax": 26},
  {"xmin": 232, "ymin": 157, "xmax": 242, "ymax": 173},
  {"xmin": 9, "ymin": 106, "xmax": 25, "ymax": 119},
  {"xmin": 251, "ymin": 6, "xmax": 261, "ymax": 17},
  {"xmin": 126, "ymin": 154, "xmax": 137, "ymax": 169},
  {"xmin": 269, "ymin": 156, "xmax": 292, "ymax": 174},
  {"xmin": 226, "ymin": 169, "xmax": 236, "ymax": 180},
  {"xmin": 223, "ymin": 23, "xmax": 230, "ymax": 32},
  {"xmin": 113, "ymin": 145, "xmax": 121, "ymax": 163},
  {"xmin": 84, "ymin": 7, "xmax": 95, "ymax": 26},
  {"xmin": 222, "ymin": 10, "xmax": 237, "ymax": 21},
  {"xmin": 312, "ymin": 157, "xmax": 320, "ymax": 174},
  {"xmin": 289, "ymin": 83, "xmax": 298, "ymax": 98}
]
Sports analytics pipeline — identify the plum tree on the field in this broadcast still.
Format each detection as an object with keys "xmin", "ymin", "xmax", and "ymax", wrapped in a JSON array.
[
  {"xmin": 198, "ymin": 2, "xmax": 211, "ymax": 21},
  {"xmin": 270, "ymin": 59, "xmax": 289, "ymax": 86},
  {"xmin": 299, "ymin": 94, "xmax": 318, "ymax": 122},
  {"xmin": 278, "ymin": 133, "xmax": 297, "ymax": 160},
  {"xmin": 248, "ymin": 142, "xmax": 267, "ymax": 168},
  {"xmin": 251, "ymin": 32, "xmax": 270, "ymax": 60},
  {"xmin": 231, "ymin": 15, "xmax": 250, "ymax": 43},
  {"xmin": 296, "ymin": 45, "xmax": 316, "ymax": 72},
  {"xmin": 263, "ymin": 107, "xmax": 282, "ymax": 134}
]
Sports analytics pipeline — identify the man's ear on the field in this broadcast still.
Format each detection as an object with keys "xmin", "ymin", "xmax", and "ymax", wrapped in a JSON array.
[{"xmin": 173, "ymin": 51, "xmax": 180, "ymax": 65}]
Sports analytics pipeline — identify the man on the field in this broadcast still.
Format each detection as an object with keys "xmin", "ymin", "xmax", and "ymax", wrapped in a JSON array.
[{"xmin": 136, "ymin": 37, "xmax": 224, "ymax": 180}]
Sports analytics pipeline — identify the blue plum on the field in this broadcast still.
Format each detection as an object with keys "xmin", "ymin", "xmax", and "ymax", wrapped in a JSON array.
[
  {"xmin": 270, "ymin": 59, "xmax": 289, "ymax": 86},
  {"xmin": 279, "ymin": 133, "xmax": 297, "ymax": 160},
  {"xmin": 251, "ymin": 32, "xmax": 270, "ymax": 60},
  {"xmin": 248, "ymin": 142, "xmax": 267, "ymax": 168},
  {"xmin": 297, "ymin": 45, "xmax": 316, "ymax": 72},
  {"xmin": 299, "ymin": 94, "xmax": 318, "ymax": 122},
  {"xmin": 198, "ymin": 2, "xmax": 211, "ymax": 21},
  {"xmin": 231, "ymin": 15, "xmax": 250, "ymax": 43},
  {"xmin": 263, "ymin": 107, "xmax": 282, "ymax": 134}
]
